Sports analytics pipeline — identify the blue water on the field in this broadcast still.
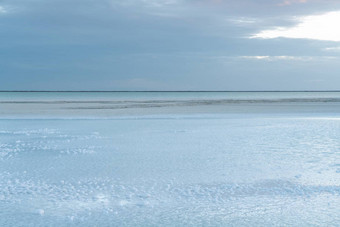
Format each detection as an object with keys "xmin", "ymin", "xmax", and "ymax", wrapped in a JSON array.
[{"xmin": 0, "ymin": 92, "xmax": 339, "ymax": 226}]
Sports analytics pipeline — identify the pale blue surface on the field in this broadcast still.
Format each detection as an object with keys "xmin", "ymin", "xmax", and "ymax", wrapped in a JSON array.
[
  {"xmin": 2, "ymin": 91, "xmax": 340, "ymax": 101},
  {"xmin": 0, "ymin": 92, "xmax": 339, "ymax": 226}
]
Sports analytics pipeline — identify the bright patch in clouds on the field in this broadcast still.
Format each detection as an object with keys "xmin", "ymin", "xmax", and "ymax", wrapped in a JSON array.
[
  {"xmin": 252, "ymin": 11, "xmax": 340, "ymax": 42},
  {"xmin": 323, "ymin": 46, "xmax": 340, "ymax": 52},
  {"xmin": 240, "ymin": 56, "xmax": 337, "ymax": 61},
  {"xmin": 0, "ymin": 6, "xmax": 6, "ymax": 13},
  {"xmin": 278, "ymin": 0, "xmax": 308, "ymax": 6}
]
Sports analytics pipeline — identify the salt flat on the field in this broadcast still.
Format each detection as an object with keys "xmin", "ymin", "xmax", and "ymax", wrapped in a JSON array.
[{"xmin": 0, "ymin": 92, "xmax": 339, "ymax": 226}]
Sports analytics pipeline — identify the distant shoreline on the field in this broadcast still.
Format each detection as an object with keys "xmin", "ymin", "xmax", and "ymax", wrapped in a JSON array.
[{"xmin": 1, "ymin": 90, "xmax": 340, "ymax": 93}]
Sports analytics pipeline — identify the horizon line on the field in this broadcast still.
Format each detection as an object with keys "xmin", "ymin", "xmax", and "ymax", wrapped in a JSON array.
[{"xmin": 1, "ymin": 90, "xmax": 340, "ymax": 93}]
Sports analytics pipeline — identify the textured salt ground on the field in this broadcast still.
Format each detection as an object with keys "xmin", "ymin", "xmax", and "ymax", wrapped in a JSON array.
[{"xmin": 0, "ymin": 116, "xmax": 339, "ymax": 226}]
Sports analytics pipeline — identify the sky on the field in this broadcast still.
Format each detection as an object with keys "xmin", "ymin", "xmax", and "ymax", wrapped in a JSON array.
[{"xmin": 1, "ymin": 0, "xmax": 340, "ymax": 91}]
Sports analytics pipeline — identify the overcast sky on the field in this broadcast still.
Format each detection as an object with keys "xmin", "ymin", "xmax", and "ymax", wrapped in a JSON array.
[{"xmin": 1, "ymin": 0, "xmax": 340, "ymax": 91}]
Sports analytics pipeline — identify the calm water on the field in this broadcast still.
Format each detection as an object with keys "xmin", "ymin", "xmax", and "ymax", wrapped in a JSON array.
[{"xmin": 0, "ymin": 92, "xmax": 339, "ymax": 226}]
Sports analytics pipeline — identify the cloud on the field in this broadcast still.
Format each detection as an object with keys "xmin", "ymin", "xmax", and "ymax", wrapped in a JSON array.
[
  {"xmin": 110, "ymin": 0, "xmax": 181, "ymax": 11},
  {"xmin": 240, "ymin": 55, "xmax": 271, "ymax": 60},
  {"xmin": 278, "ymin": 0, "xmax": 308, "ymax": 6},
  {"xmin": 323, "ymin": 46, "xmax": 340, "ymax": 52},
  {"xmin": 251, "ymin": 11, "xmax": 340, "ymax": 41},
  {"xmin": 228, "ymin": 17, "xmax": 258, "ymax": 25},
  {"xmin": 2, "ymin": 0, "xmax": 340, "ymax": 91},
  {"xmin": 141, "ymin": 0, "xmax": 180, "ymax": 8},
  {"xmin": 239, "ymin": 55, "xmax": 337, "ymax": 61},
  {"xmin": 0, "ymin": 6, "xmax": 7, "ymax": 13}
]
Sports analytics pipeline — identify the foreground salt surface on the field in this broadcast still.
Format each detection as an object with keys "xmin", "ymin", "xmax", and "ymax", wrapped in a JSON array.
[{"xmin": 1, "ymin": 115, "xmax": 340, "ymax": 226}]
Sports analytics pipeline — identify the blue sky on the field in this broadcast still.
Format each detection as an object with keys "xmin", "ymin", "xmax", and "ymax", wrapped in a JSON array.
[{"xmin": 1, "ymin": 0, "xmax": 340, "ymax": 90}]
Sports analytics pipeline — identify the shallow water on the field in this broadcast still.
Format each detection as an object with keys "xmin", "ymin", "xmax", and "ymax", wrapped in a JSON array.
[{"xmin": 0, "ymin": 92, "xmax": 339, "ymax": 226}]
